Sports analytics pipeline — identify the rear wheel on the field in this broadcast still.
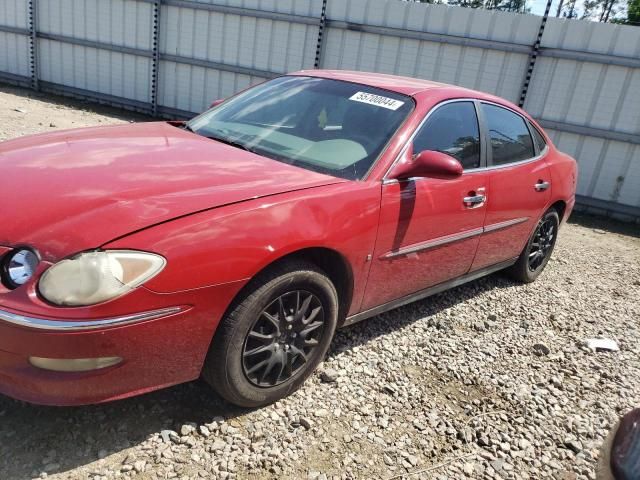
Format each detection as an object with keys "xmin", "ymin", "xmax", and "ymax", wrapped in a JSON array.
[
  {"xmin": 507, "ymin": 209, "xmax": 559, "ymax": 283},
  {"xmin": 202, "ymin": 260, "xmax": 338, "ymax": 408}
]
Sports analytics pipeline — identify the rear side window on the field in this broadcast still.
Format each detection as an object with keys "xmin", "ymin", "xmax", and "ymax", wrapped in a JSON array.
[
  {"xmin": 413, "ymin": 101, "xmax": 480, "ymax": 170},
  {"xmin": 482, "ymin": 104, "xmax": 535, "ymax": 165},
  {"xmin": 530, "ymin": 123, "xmax": 547, "ymax": 152}
]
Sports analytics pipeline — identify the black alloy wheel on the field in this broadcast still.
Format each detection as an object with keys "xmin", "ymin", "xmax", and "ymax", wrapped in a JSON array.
[
  {"xmin": 202, "ymin": 260, "xmax": 338, "ymax": 408},
  {"xmin": 528, "ymin": 217, "xmax": 555, "ymax": 272},
  {"xmin": 507, "ymin": 209, "xmax": 560, "ymax": 283},
  {"xmin": 242, "ymin": 290, "xmax": 325, "ymax": 387}
]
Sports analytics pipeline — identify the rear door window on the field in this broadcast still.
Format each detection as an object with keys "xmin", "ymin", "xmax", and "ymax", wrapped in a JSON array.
[{"xmin": 481, "ymin": 104, "xmax": 535, "ymax": 166}]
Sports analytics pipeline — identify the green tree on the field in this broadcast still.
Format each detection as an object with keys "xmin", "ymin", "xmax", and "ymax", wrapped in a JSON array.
[
  {"xmin": 557, "ymin": 0, "xmax": 579, "ymax": 18},
  {"xmin": 572, "ymin": 0, "xmax": 624, "ymax": 21},
  {"xmin": 598, "ymin": 0, "xmax": 619, "ymax": 21},
  {"xmin": 446, "ymin": 0, "xmax": 530, "ymax": 12},
  {"xmin": 628, "ymin": 0, "xmax": 640, "ymax": 24}
]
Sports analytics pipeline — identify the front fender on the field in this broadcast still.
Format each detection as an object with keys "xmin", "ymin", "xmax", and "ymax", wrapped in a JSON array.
[{"xmin": 104, "ymin": 182, "xmax": 382, "ymax": 314}]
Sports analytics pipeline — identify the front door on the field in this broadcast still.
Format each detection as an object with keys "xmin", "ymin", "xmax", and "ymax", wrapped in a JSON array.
[
  {"xmin": 361, "ymin": 101, "xmax": 488, "ymax": 311},
  {"xmin": 470, "ymin": 103, "xmax": 551, "ymax": 271}
]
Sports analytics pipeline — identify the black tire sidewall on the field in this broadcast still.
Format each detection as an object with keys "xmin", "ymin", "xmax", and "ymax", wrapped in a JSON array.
[
  {"xmin": 207, "ymin": 265, "xmax": 338, "ymax": 407},
  {"xmin": 521, "ymin": 209, "xmax": 560, "ymax": 282}
]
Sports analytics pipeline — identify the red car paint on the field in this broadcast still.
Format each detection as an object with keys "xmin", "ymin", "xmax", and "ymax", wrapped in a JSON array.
[{"xmin": 0, "ymin": 70, "xmax": 576, "ymax": 406}]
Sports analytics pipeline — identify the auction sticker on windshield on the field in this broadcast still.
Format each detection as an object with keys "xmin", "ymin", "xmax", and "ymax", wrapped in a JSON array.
[{"xmin": 349, "ymin": 92, "xmax": 405, "ymax": 110}]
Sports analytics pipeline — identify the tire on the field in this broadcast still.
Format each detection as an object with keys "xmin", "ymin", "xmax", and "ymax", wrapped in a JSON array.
[
  {"xmin": 202, "ymin": 260, "xmax": 338, "ymax": 408},
  {"xmin": 507, "ymin": 209, "xmax": 560, "ymax": 284}
]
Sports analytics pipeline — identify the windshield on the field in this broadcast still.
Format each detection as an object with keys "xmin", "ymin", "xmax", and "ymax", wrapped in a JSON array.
[{"xmin": 187, "ymin": 76, "xmax": 414, "ymax": 180}]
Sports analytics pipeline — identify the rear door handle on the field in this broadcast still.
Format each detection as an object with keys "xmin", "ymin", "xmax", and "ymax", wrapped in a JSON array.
[{"xmin": 535, "ymin": 181, "xmax": 550, "ymax": 192}]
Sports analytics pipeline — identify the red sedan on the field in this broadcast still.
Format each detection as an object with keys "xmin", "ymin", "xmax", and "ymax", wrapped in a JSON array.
[{"xmin": 0, "ymin": 70, "xmax": 576, "ymax": 407}]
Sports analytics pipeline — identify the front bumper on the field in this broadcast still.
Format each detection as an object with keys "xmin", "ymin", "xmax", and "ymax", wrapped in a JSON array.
[
  {"xmin": 0, "ymin": 281, "xmax": 245, "ymax": 406},
  {"xmin": 0, "ymin": 306, "xmax": 182, "ymax": 331}
]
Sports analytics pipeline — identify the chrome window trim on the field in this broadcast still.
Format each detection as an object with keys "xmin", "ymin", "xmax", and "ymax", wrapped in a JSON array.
[
  {"xmin": 382, "ymin": 98, "xmax": 549, "ymax": 183},
  {"xmin": 480, "ymin": 101, "xmax": 538, "ymax": 167},
  {"xmin": 381, "ymin": 217, "xmax": 529, "ymax": 258},
  {"xmin": 383, "ymin": 98, "xmax": 479, "ymax": 181},
  {"xmin": 463, "ymin": 144, "xmax": 548, "ymax": 173},
  {"xmin": 0, "ymin": 306, "xmax": 184, "ymax": 331}
]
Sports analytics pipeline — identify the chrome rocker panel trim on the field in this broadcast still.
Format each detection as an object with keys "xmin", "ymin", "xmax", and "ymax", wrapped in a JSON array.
[
  {"xmin": 383, "ymin": 227, "xmax": 484, "ymax": 259},
  {"xmin": 383, "ymin": 217, "xmax": 529, "ymax": 259},
  {"xmin": 343, "ymin": 257, "xmax": 517, "ymax": 327},
  {"xmin": 483, "ymin": 217, "xmax": 529, "ymax": 233},
  {"xmin": 0, "ymin": 306, "xmax": 183, "ymax": 331}
]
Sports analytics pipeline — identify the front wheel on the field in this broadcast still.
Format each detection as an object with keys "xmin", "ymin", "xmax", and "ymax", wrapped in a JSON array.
[
  {"xmin": 202, "ymin": 260, "xmax": 338, "ymax": 408},
  {"xmin": 507, "ymin": 209, "xmax": 559, "ymax": 283}
]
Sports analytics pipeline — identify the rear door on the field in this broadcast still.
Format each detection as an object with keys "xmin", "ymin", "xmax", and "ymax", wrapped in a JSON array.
[
  {"xmin": 470, "ymin": 102, "xmax": 551, "ymax": 271},
  {"xmin": 361, "ymin": 101, "xmax": 489, "ymax": 311}
]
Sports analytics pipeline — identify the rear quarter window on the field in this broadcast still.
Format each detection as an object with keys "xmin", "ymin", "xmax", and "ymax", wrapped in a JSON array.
[{"xmin": 530, "ymin": 123, "xmax": 547, "ymax": 152}]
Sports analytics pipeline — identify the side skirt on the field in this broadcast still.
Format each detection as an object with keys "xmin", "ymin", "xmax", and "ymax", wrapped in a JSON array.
[{"xmin": 342, "ymin": 257, "xmax": 517, "ymax": 327}]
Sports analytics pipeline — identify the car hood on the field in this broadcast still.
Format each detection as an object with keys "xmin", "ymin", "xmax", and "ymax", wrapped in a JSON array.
[{"xmin": 0, "ymin": 122, "xmax": 344, "ymax": 261}]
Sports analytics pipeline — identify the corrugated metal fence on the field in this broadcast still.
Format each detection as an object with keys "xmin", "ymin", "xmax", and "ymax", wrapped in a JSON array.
[{"xmin": 1, "ymin": 0, "xmax": 639, "ymax": 219}]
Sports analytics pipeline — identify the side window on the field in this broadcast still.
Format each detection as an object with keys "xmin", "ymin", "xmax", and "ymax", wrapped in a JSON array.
[
  {"xmin": 413, "ymin": 102, "xmax": 480, "ymax": 170},
  {"xmin": 530, "ymin": 123, "xmax": 547, "ymax": 152},
  {"xmin": 481, "ymin": 104, "xmax": 535, "ymax": 165}
]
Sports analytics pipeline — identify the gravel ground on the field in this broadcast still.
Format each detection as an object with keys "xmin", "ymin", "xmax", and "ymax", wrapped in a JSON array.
[{"xmin": 1, "ymin": 83, "xmax": 639, "ymax": 480}]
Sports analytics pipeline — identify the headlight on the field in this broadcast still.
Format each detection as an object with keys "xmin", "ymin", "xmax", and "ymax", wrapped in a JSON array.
[
  {"xmin": 38, "ymin": 250, "xmax": 166, "ymax": 306},
  {"xmin": 2, "ymin": 249, "xmax": 39, "ymax": 288}
]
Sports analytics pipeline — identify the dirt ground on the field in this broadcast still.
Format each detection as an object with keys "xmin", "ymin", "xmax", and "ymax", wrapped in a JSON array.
[
  {"xmin": 0, "ymin": 85, "xmax": 144, "ymax": 141},
  {"xmin": 0, "ymin": 83, "xmax": 639, "ymax": 480}
]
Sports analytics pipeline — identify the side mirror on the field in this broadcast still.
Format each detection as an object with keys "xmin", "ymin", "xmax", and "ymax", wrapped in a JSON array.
[
  {"xmin": 388, "ymin": 147, "xmax": 463, "ymax": 180},
  {"xmin": 209, "ymin": 98, "xmax": 224, "ymax": 108}
]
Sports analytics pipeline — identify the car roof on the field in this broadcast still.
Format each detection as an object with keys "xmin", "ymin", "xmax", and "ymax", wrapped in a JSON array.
[
  {"xmin": 291, "ymin": 69, "xmax": 448, "ymax": 95},
  {"xmin": 291, "ymin": 69, "xmax": 522, "ymax": 112}
]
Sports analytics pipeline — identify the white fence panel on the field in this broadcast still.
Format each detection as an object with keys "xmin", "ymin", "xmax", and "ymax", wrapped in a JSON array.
[
  {"xmin": 525, "ymin": 60, "xmax": 640, "ymax": 136},
  {"xmin": 0, "ymin": 0, "xmax": 638, "ymax": 218},
  {"xmin": 156, "ymin": 2, "xmax": 319, "ymax": 112},
  {"xmin": 157, "ymin": 60, "xmax": 261, "ymax": 113},
  {"xmin": 0, "ymin": 0, "xmax": 29, "ymax": 79},
  {"xmin": 549, "ymin": 130, "xmax": 640, "ymax": 207},
  {"xmin": 185, "ymin": 0, "xmax": 322, "ymax": 17},
  {"xmin": 323, "ymin": 0, "xmax": 541, "ymax": 104},
  {"xmin": 0, "ymin": 0, "xmax": 28, "ymax": 29},
  {"xmin": 160, "ymin": 5, "xmax": 315, "ymax": 73},
  {"xmin": 542, "ymin": 16, "xmax": 640, "ymax": 57},
  {"xmin": 0, "ymin": 32, "xmax": 30, "ymax": 77},
  {"xmin": 38, "ymin": 39, "xmax": 151, "ymax": 102},
  {"xmin": 38, "ymin": 0, "xmax": 153, "ymax": 50}
]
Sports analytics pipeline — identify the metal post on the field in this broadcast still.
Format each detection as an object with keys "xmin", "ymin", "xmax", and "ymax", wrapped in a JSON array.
[
  {"xmin": 28, "ymin": 0, "xmax": 39, "ymax": 91},
  {"xmin": 314, "ymin": 0, "xmax": 328, "ymax": 68},
  {"xmin": 151, "ymin": 0, "xmax": 161, "ymax": 116},
  {"xmin": 518, "ymin": 0, "xmax": 552, "ymax": 108}
]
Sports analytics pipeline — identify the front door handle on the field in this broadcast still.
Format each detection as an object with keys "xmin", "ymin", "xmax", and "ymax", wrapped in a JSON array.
[
  {"xmin": 535, "ymin": 181, "xmax": 550, "ymax": 192},
  {"xmin": 463, "ymin": 193, "xmax": 486, "ymax": 208}
]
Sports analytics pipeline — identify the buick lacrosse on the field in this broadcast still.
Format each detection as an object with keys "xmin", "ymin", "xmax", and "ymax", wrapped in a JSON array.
[{"xmin": 0, "ymin": 70, "xmax": 576, "ymax": 407}]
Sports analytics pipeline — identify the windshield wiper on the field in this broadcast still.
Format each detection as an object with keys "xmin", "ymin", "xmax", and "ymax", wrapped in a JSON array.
[
  {"xmin": 184, "ymin": 126, "xmax": 259, "ymax": 154},
  {"xmin": 204, "ymin": 134, "xmax": 256, "ymax": 153}
]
